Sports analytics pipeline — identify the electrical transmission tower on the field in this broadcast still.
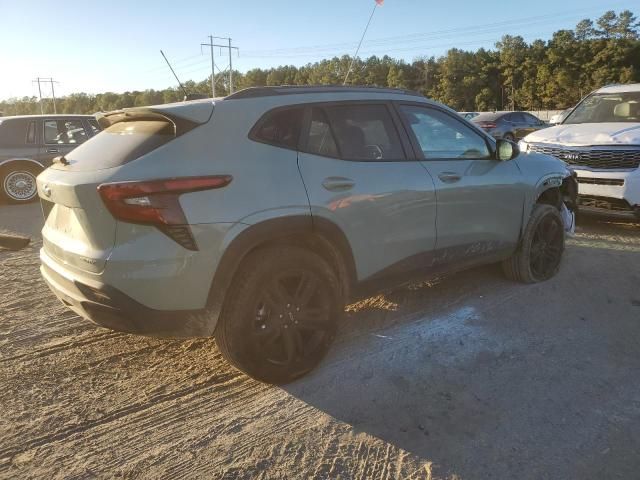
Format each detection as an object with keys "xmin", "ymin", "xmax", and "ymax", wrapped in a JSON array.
[
  {"xmin": 201, "ymin": 36, "xmax": 239, "ymax": 97},
  {"xmin": 32, "ymin": 77, "xmax": 59, "ymax": 114}
]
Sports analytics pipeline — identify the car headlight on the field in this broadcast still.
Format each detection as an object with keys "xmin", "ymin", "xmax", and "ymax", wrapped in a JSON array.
[{"xmin": 518, "ymin": 140, "xmax": 529, "ymax": 152}]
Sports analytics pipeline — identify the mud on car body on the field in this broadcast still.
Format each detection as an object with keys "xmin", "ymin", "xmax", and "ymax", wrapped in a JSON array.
[{"xmin": 37, "ymin": 86, "xmax": 575, "ymax": 384}]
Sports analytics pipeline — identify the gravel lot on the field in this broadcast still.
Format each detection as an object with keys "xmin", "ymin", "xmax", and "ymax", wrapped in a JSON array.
[{"xmin": 1, "ymin": 203, "xmax": 639, "ymax": 479}]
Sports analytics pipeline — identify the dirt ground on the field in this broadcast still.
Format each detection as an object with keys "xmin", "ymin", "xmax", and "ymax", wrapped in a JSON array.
[{"xmin": 1, "ymin": 203, "xmax": 639, "ymax": 479}]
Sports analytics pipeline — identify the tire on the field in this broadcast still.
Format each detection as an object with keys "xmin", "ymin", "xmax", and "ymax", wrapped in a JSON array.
[
  {"xmin": 215, "ymin": 246, "xmax": 341, "ymax": 384},
  {"xmin": 0, "ymin": 164, "xmax": 41, "ymax": 204},
  {"xmin": 503, "ymin": 133, "xmax": 515, "ymax": 142},
  {"xmin": 502, "ymin": 204, "xmax": 565, "ymax": 283}
]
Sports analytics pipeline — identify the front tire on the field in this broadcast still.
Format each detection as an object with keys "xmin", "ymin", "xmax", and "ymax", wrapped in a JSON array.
[
  {"xmin": 0, "ymin": 164, "xmax": 41, "ymax": 204},
  {"xmin": 502, "ymin": 204, "xmax": 565, "ymax": 283},
  {"xmin": 215, "ymin": 246, "xmax": 341, "ymax": 384}
]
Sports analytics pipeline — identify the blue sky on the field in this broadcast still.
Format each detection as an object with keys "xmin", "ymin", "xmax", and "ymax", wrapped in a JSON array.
[{"xmin": 1, "ymin": 0, "xmax": 637, "ymax": 99}]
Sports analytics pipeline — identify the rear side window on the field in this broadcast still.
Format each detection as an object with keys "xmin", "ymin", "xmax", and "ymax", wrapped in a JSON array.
[
  {"xmin": 251, "ymin": 107, "xmax": 304, "ymax": 149},
  {"xmin": 0, "ymin": 119, "xmax": 29, "ymax": 147},
  {"xmin": 44, "ymin": 119, "xmax": 89, "ymax": 145},
  {"xmin": 323, "ymin": 104, "xmax": 405, "ymax": 161}
]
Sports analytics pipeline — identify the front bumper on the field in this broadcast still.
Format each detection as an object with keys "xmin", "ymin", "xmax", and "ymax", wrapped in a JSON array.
[
  {"xmin": 572, "ymin": 167, "xmax": 640, "ymax": 216},
  {"xmin": 40, "ymin": 250, "xmax": 211, "ymax": 337}
]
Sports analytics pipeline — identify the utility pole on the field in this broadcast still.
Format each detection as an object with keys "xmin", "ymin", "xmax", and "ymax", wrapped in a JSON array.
[
  {"xmin": 33, "ymin": 78, "xmax": 44, "ymax": 114},
  {"xmin": 201, "ymin": 35, "xmax": 216, "ymax": 98},
  {"xmin": 201, "ymin": 36, "xmax": 239, "ymax": 96},
  {"xmin": 32, "ymin": 77, "xmax": 59, "ymax": 114}
]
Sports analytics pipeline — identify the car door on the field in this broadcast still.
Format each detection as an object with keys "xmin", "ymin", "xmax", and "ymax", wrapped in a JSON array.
[
  {"xmin": 41, "ymin": 117, "xmax": 91, "ymax": 165},
  {"xmin": 297, "ymin": 101, "xmax": 437, "ymax": 283},
  {"xmin": 395, "ymin": 103, "xmax": 524, "ymax": 265},
  {"xmin": 0, "ymin": 118, "xmax": 39, "ymax": 163}
]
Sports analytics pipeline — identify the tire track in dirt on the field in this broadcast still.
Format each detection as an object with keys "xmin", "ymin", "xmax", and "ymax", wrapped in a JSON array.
[
  {"xmin": 1, "ymin": 329, "xmax": 126, "ymax": 363},
  {"xmin": 0, "ymin": 370, "xmax": 243, "ymax": 461}
]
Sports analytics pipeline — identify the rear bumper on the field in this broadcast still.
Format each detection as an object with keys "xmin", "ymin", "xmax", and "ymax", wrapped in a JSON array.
[{"xmin": 40, "ymin": 250, "xmax": 212, "ymax": 337}]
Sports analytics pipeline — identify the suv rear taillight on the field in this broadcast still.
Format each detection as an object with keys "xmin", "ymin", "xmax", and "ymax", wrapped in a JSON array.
[{"xmin": 97, "ymin": 176, "xmax": 232, "ymax": 251}]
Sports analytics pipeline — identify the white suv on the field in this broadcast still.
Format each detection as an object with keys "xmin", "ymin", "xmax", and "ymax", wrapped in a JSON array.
[{"xmin": 521, "ymin": 83, "xmax": 640, "ymax": 219}]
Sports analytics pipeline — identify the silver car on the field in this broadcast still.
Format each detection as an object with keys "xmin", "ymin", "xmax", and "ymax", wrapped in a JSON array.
[{"xmin": 37, "ymin": 86, "xmax": 576, "ymax": 384}]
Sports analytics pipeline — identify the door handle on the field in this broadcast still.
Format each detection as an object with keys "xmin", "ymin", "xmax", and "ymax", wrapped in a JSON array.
[
  {"xmin": 322, "ymin": 176, "xmax": 355, "ymax": 191},
  {"xmin": 46, "ymin": 148, "xmax": 59, "ymax": 154},
  {"xmin": 438, "ymin": 172, "xmax": 462, "ymax": 183}
]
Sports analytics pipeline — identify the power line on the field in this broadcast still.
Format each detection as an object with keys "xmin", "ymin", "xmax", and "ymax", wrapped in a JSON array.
[
  {"xmin": 201, "ymin": 36, "xmax": 239, "ymax": 94},
  {"xmin": 240, "ymin": 3, "xmax": 631, "ymax": 57}
]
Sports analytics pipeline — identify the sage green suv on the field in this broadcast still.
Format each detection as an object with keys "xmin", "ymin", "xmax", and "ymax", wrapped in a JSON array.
[{"xmin": 36, "ymin": 86, "xmax": 576, "ymax": 384}]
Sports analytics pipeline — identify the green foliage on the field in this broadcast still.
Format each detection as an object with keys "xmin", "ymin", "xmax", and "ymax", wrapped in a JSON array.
[{"xmin": 1, "ymin": 10, "xmax": 638, "ymax": 116}]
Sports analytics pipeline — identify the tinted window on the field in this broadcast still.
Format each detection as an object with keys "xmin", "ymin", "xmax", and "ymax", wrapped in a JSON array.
[
  {"xmin": 252, "ymin": 107, "xmax": 303, "ymax": 149},
  {"xmin": 509, "ymin": 113, "xmax": 526, "ymax": 123},
  {"xmin": 44, "ymin": 119, "xmax": 89, "ymax": 145},
  {"xmin": 523, "ymin": 113, "xmax": 540, "ymax": 125},
  {"xmin": 399, "ymin": 105, "xmax": 491, "ymax": 160},
  {"xmin": 323, "ymin": 104, "xmax": 405, "ymax": 161},
  {"xmin": 0, "ymin": 119, "xmax": 29, "ymax": 147},
  {"xmin": 62, "ymin": 119, "xmax": 175, "ymax": 171},
  {"xmin": 306, "ymin": 107, "xmax": 339, "ymax": 158}
]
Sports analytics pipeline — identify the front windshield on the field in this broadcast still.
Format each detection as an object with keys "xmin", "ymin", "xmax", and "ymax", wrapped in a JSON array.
[{"xmin": 564, "ymin": 92, "xmax": 640, "ymax": 124}]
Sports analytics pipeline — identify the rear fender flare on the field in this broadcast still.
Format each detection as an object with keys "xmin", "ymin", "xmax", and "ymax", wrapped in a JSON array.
[{"xmin": 203, "ymin": 215, "xmax": 356, "ymax": 335}]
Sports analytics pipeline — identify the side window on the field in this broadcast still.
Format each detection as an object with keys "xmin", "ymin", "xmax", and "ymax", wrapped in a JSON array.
[
  {"xmin": 510, "ymin": 113, "xmax": 526, "ymax": 123},
  {"xmin": 322, "ymin": 104, "xmax": 405, "ymax": 161},
  {"xmin": 87, "ymin": 118, "xmax": 101, "ymax": 135},
  {"xmin": 399, "ymin": 105, "xmax": 491, "ymax": 160},
  {"xmin": 524, "ymin": 113, "xmax": 541, "ymax": 125},
  {"xmin": 26, "ymin": 121, "xmax": 36, "ymax": 144},
  {"xmin": 251, "ymin": 107, "xmax": 304, "ymax": 149},
  {"xmin": 306, "ymin": 107, "xmax": 339, "ymax": 158},
  {"xmin": 44, "ymin": 119, "xmax": 89, "ymax": 145}
]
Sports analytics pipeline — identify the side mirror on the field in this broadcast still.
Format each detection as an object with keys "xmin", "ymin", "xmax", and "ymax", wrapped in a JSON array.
[{"xmin": 496, "ymin": 139, "xmax": 520, "ymax": 161}]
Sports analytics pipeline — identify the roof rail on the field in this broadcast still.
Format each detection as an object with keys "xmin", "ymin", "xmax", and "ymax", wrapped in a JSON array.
[{"xmin": 225, "ymin": 85, "xmax": 424, "ymax": 100}]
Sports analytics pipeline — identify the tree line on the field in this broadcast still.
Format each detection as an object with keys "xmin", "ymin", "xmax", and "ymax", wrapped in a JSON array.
[{"xmin": 1, "ymin": 10, "xmax": 639, "ymax": 116}]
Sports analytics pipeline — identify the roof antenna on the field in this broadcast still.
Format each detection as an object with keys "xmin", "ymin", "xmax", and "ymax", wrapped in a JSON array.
[
  {"xmin": 343, "ymin": 0, "xmax": 383, "ymax": 85},
  {"xmin": 160, "ymin": 50, "xmax": 207, "ymax": 101}
]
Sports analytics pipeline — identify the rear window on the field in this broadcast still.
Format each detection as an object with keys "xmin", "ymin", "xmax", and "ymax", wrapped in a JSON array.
[
  {"xmin": 61, "ymin": 119, "xmax": 175, "ymax": 171},
  {"xmin": 0, "ymin": 119, "xmax": 30, "ymax": 147}
]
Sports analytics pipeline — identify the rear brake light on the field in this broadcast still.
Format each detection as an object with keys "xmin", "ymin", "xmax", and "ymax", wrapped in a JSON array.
[
  {"xmin": 477, "ymin": 121, "xmax": 497, "ymax": 128},
  {"xmin": 97, "ymin": 176, "xmax": 232, "ymax": 251}
]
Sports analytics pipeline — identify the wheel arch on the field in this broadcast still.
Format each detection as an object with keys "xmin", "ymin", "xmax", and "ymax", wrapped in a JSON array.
[
  {"xmin": 0, "ymin": 158, "xmax": 46, "ymax": 170},
  {"xmin": 205, "ymin": 215, "xmax": 356, "ymax": 335}
]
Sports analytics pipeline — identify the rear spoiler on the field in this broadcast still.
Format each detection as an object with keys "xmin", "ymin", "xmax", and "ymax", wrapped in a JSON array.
[{"xmin": 95, "ymin": 110, "xmax": 200, "ymax": 137}]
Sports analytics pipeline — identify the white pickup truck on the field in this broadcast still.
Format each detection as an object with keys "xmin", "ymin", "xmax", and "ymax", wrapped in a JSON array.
[{"xmin": 520, "ymin": 83, "xmax": 640, "ymax": 219}]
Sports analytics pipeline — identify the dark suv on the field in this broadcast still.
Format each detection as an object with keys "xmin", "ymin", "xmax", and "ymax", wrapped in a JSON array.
[
  {"xmin": 0, "ymin": 115, "xmax": 100, "ymax": 203},
  {"xmin": 473, "ymin": 111, "xmax": 547, "ymax": 142}
]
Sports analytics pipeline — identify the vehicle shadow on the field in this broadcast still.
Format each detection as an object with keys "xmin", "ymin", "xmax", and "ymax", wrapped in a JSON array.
[{"xmin": 283, "ymin": 217, "xmax": 640, "ymax": 479}]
